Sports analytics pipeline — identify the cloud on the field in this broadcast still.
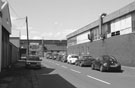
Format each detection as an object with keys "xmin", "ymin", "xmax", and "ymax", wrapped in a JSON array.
[
  {"xmin": 54, "ymin": 21, "xmax": 58, "ymax": 25},
  {"xmin": 30, "ymin": 30, "xmax": 40, "ymax": 35},
  {"xmin": 21, "ymin": 35, "xmax": 27, "ymax": 39},
  {"xmin": 32, "ymin": 36, "xmax": 42, "ymax": 40},
  {"xmin": 39, "ymin": 29, "xmax": 76, "ymax": 40},
  {"xmin": 11, "ymin": 16, "xmax": 33, "ymax": 31}
]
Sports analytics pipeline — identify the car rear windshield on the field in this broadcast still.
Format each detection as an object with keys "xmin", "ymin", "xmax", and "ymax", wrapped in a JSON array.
[
  {"xmin": 72, "ymin": 56, "xmax": 78, "ymax": 58},
  {"xmin": 103, "ymin": 56, "xmax": 117, "ymax": 62},
  {"xmin": 83, "ymin": 56, "xmax": 92, "ymax": 59}
]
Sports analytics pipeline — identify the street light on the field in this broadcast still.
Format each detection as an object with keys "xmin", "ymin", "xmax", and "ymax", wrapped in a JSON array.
[
  {"xmin": 14, "ymin": 16, "xmax": 29, "ymax": 59},
  {"xmin": 26, "ymin": 16, "xmax": 29, "ymax": 58}
]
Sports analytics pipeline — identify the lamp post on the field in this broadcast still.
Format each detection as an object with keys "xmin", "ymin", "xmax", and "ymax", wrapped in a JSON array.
[{"xmin": 26, "ymin": 16, "xmax": 29, "ymax": 58}]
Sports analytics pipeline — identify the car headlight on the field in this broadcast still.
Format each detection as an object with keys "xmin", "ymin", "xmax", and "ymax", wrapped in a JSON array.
[{"xmin": 103, "ymin": 63, "xmax": 108, "ymax": 66}]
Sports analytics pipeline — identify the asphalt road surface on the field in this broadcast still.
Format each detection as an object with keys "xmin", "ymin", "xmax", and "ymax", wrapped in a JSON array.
[{"xmin": 35, "ymin": 58, "xmax": 135, "ymax": 88}]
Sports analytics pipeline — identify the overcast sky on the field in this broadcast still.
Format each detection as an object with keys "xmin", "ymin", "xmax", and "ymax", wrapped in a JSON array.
[{"xmin": 9, "ymin": 0, "xmax": 135, "ymax": 40}]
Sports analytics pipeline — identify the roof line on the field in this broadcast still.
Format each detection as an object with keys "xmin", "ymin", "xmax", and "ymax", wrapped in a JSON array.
[{"xmin": 66, "ymin": 1, "xmax": 135, "ymax": 39}]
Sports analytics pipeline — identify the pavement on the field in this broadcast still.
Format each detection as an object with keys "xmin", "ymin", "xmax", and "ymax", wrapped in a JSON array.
[{"xmin": 0, "ymin": 61, "xmax": 38, "ymax": 88}]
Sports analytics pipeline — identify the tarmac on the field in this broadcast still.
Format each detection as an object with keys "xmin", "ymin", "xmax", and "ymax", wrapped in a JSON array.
[{"xmin": 0, "ymin": 61, "xmax": 38, "ymax": 88}]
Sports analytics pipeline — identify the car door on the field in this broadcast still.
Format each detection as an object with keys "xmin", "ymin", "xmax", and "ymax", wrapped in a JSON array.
[
  {"xmin": 95, "ymin": 57, "xmax": 101, "ymax": 69},
  {"xmin": 67, "ymin": 55, "xmax": 71, "ymax": 62}
]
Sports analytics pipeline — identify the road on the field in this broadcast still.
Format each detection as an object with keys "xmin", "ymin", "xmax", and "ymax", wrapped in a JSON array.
[{"xmin": 35, "ymin": 58, "xmax": 135, "ymax": 88}]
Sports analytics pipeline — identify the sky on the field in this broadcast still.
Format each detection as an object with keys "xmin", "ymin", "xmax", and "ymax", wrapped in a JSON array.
[{"xmin": 8, "ymin": 0, "xmax": 135, "ymax": 40}]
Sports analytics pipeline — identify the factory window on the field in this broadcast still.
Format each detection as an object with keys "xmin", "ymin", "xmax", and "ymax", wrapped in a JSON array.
[
  {"xmin": 110, "ymin": 14, "xmax": 132, "ymax": 36},
  {"xmin": 92, "ymin": 27, "xmax": 99, "ymax": 41}
]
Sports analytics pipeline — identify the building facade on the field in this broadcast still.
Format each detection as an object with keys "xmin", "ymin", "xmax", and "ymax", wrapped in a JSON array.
[
  {"xmin": 0, "ymin": 1, "xmax": 12, "ymax": 71},
  {"xmin": 67, "ymin": 1, "xmax": 135, "ymax": 66}
]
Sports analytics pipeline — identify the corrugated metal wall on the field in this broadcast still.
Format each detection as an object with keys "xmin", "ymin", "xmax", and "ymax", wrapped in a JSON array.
[
  {"xmin": 1, "ymin": 26, "xmax": 19, "ymax": 70},
  {"xmin": 1, "ymin": 26, "xmax": 9, "ymax": 69}
]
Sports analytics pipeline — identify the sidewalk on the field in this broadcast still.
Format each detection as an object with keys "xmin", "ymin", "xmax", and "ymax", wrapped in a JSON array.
[{"xmin": 0, "ymin": 61, "xmax": 35, "ymax": 88}]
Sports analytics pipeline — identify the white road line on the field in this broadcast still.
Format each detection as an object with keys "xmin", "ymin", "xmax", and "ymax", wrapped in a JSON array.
[
  {"xmin": 122, "ymin": 66, "xmax": 135, "ymax": 69},
  {"xmin": 70, "ymin": 69, "xmax": 81, "ymax": 73},
  {"xmin": 61, "ymin": 65, "xmax": 68, "ymax": 69},
  {"xmin": 55, "ymin": 63, "xmax": 60, "ymax": 65},
  {"xmin": 87, "ymin": 75, "xmax": 111, "ymax": 85}
]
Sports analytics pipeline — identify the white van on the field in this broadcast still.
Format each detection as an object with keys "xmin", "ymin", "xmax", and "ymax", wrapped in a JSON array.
[{"xmin": 67, "ymin": 54, "xmax": 79, "ymax": 64}]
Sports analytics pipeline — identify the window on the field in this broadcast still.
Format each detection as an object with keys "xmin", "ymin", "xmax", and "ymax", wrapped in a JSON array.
[{"xmin": 110, "ymin": 14, "xmax": 132, "ymax": 36}]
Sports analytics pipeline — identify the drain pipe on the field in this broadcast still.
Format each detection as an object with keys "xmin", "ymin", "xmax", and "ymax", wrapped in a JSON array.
[{"xmin": 99, "ymin": 13, "xmax": 107, "ymax": 39}]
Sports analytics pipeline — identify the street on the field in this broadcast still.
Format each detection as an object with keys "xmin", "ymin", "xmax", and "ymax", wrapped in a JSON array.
[
  {"xmin": 34, "ymin": 58, "xmax": 135, "ymax": 88},
  {"xmin": 0, "ymin": 61, "xmax": 33, "ymax": 88}
]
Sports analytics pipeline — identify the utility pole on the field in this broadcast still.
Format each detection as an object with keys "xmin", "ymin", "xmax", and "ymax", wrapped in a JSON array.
[
  {"xmin": 26, "ymin": 16, "xmax": 29, "ymax": 59},
  {"xmin": 42, "ymin": 38, "xmax": 44, "ymax": 57}
]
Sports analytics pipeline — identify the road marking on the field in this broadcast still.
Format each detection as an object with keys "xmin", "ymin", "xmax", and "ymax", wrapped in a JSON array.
[
  {"xmin": 87, "ymin": 75, "xmax": 111, "ymax": 85},
  {"xmin": 55, "ymin": 63, "xmax": 60, "ymax": 65},
  {"xmin": 70, "ymin": 69, "xmax": 81, "ymax": 73},
  {"xmin": 122, "ymin": 66, "xmax": 135, "ymax": 69},
  {"xmin": 61, "ymin": 65, "xmax": 68, "ymax": 69}
]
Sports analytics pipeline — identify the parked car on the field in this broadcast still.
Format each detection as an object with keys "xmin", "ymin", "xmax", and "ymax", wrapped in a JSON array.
[
  {"xmin": 67, "ymin": 54, "xmax": 79, "ymax": 64},
  {"xmin": 52, "ymin": 53, "xmax": 59, "ymax": 60},
  {"xmin": 25, "ymin": 56, "xmax": 42, "ymax": 69},
  {"xmin": 46, "ymin": 52, "xmax": 53, "ymax": 59},
  {"xmin": 20, "ymin": 54, "xmax": 27, "ymax": 60},
  {"xmin": 56, "ymin": 54, "xmax": 63, "ymax": 61},
  {"xmin": 61, "ymin": 55, "xmax": 67, "ymax": 63},
  {"xmin": 91, "ymin": 55, "xmax": 121, "ymax": 72},
  {"xmin": 75, "ymin": 55, "xmax": 94, "ymax": 67}
]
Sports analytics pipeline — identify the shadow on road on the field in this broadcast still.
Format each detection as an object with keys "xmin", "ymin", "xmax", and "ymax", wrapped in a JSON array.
[
  {"xmin": 35, "ymin": 67, "xmax": 77, "ymax": 88},
  {"xmin": 105, "ymin": 69, "xmax": 124, "ymax": 73},
  {"xmin": 0, "ymin": 61, "xmax": 33, "ymax": 88}
]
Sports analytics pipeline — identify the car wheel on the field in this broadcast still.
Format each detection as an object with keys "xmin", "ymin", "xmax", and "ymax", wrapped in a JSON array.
[
  {"xmin": 91, "ymin": 64, "xmax": 95, "ymax": 70},
  {"xmin": 100, "ymin": 65, "xmax": 104, "ymax": 72},
  {"xmin": 80, "ymin": 63, "xmax": 83, "ymax": 67},
  {"xmin": 75, "ymin": 62, "xmax": 78, "ymax": 66}
]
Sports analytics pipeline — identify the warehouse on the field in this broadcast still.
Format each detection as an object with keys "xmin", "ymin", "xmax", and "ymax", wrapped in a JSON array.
[
  {"xmin": 0, "ymin": 1, "xmax": 12, "ymax": 71},
  {"xmin": 67, "ymin": 1, "xmax": 135, "ymax": 66}
]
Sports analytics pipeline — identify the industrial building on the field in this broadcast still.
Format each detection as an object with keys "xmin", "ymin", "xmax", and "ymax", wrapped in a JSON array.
[
  {"xmin": 20, "ymin": 40, "xmax": 67, "ymax": 58},
  {"xmin": 67, "ymin": 1, "xmax": 135, "ymax": 66},
  {"xmin": 0, "ymin": 1, "xmax": 15, "ymax": 71}
]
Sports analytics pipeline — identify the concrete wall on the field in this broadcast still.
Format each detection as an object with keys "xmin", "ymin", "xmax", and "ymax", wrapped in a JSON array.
[{"xmin": 68, "ymin": 33, "xmax": 135, "ymax": 66}]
